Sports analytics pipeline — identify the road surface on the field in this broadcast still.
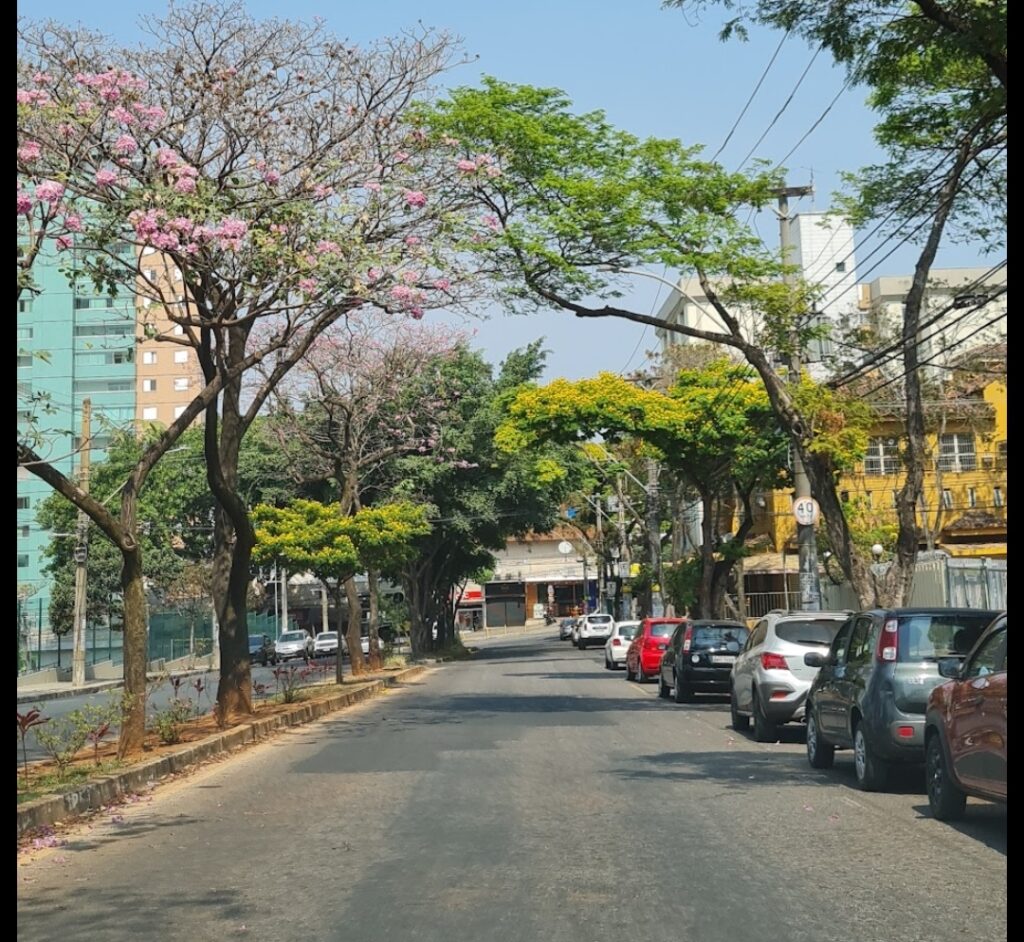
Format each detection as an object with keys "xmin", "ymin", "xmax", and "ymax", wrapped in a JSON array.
[{"xmin": 17, "ymin": 631, "xmax": 1006, "ymax": 941}]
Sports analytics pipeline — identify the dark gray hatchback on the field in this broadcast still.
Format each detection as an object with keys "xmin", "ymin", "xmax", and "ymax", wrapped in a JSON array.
[{"xmin": 803, "ymin": 608, "xmax": 1000, "ymax": 791}]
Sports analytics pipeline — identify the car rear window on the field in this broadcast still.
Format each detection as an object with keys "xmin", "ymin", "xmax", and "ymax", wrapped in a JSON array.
[
  {"xmin": 899, "ymin": 613, "xmax": 995, "ymax": 661},
  {"xmin": 587, "ymin": 615, "xmax": 613, "ymax": 624},
  {"xmin": 617, "ymin": 623, "xmax": 639, "ymax": 639},
  {"xmin": 774, "ymin": 619, "xmax": 845, "ymax": 647},
  {"xmin": 691, "ymin": 625, "xmax": 748, "ymax": 648},
  {"xmin": 279, "ymin": 631, "xmax": 306, "ymax": 642},
  {"xmin": 648, "ymin": 622, "xmax": 679, "ymax": 638},
  {"xmin": 318, "ymin": 633, "xmax": 337, "ymax": 641}
]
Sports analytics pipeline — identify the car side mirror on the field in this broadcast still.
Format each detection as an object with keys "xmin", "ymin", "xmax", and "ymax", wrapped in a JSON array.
[
  {"xmin": 937, "ymin": 657, "xmax": 962, "ymax": 679},
  {"xmin": 804, "ymin": 651, "xmax": 828, "ymax": 668}
]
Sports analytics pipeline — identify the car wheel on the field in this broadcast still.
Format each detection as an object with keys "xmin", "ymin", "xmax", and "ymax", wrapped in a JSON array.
[
  {"xmin": 604, "ymin": 654, "xmax": 613, "ymax": 670},
  {"xmin": 752, "ymin": 690, "xmax": 778, "ymax": 743},
  {"xmin": 853, "ymin": 722, "xmax": 889, "ymax": 792},
  {"xmin": 730, "ymin": 687, "xmax": 750, "ymax": 731},
  {"xmin": 926, "ymin": 734, "xmax": 967, "ymax": 820},
  {"xmin": 805, "ymin": 707, "xmax": 834, "ymax": 769},
  {"xmin": 674, "ymin": 672, "xmax": 692, "ymax": 703},
  {"xmin": 658, "ymin": 672, "xmax": 670, "ymax": 699},
  {"xmin": 634, "ymin": 665, "xmax": 645, "ymax": 683}
]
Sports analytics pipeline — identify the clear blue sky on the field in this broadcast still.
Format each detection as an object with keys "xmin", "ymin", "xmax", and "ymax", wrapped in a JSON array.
[{"xmin": 28, "ymin": 0, "xmax": 987, "ymax": 380}]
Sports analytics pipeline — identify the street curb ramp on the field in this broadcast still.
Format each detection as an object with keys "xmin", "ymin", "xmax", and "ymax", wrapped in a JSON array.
[{"xmin": 17, "ymin": 665, "xmax": 426, "ymax": 838}]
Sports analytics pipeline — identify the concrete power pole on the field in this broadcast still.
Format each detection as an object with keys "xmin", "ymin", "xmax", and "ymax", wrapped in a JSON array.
[
  {"xmin": 775, "ymin": 183, "xmax": 822, "ymax": 611},
  {"xmin": 646, "ymin": 457, "xmax": 665, "ymax": 617},
  {"xmin": 595, "ymin": 498, "xmax": 605, "ymax": 613},
  {"xmin": 71, "ymin": 399, "xmax": 92, "ymax": 686}
]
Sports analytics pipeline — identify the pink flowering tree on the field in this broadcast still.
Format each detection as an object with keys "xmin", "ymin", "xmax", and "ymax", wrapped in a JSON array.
[
  {"xmin": 17, "ymin": 3, "xmax": 489, "ymax": 741},
  {"xmin": 263, "ymin": 313, "xmax": 470, "ymax": 675}
]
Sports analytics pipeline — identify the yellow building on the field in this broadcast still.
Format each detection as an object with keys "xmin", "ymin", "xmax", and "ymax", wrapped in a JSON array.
[{"xmin": 752, "ymin": 372, "xmax": 1007, "ymax": 561}]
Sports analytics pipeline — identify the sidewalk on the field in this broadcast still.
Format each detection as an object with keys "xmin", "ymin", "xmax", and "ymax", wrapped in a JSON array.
[{"xmin": 16, "ymin": 667, "xmax": 214, "ymax": 705}]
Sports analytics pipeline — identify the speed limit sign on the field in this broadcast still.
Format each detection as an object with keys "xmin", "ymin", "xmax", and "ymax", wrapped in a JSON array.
[{"xmin": 793, "ymin": 497, "xmax": 820, "ymax": 526}]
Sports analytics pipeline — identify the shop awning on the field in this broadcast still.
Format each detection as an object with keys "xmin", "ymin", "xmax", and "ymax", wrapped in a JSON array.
[{"xmin": 937, "ymin": 542, "xmax": 1007, "ymax": 559}]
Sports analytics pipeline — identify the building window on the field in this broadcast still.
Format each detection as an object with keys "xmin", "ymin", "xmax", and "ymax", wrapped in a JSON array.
[
  {"xmin": 864, "ymin": 437, "xmax": 899, "ymax": 475},
  {"xmin": 142, "ymin": 407, "xmax": 158, "ymax": 421},
  {"xmin": 173, "ymin": 405, "xmax": 187, "ymax": 419},
  {"xmin": 835, "ymin": 261, "xmax": 846, "ymax": 273},
  {"xmin": 74, "ymin": 323, "xmax": 132, "ymax": 338},
  {"xmin": 173, "ymin": 377, "xmax": 189, "ymax": 391},
  {"xmin": 17, "ymin": 496, "xmax": 30, "ymax": 510},
  {"xmin": 174, "ymin": 350, "xmax": 188, "ymax": 364},
  {"xmin": 143, "ymin": 379, "xmax": 157, "ymax": 392},
  {"xmin": 111, "ymin": 349, "xmax": 133, "ymax": 364},
  {"xmin": 941, "ymin": 489, "xmax": 954, "ymax": 510},
  {"xmin": 143, "ymin": 351, "xmax": 157, "ymax": 365},
  {"xmin": 74, "ymin": 379, "xmax": 133, "ymax": 393},
  {"xmin": 968, "ymin": 487, "xmax": 977, "ymax": 508},
  {"xmin": 17, "ymin": 354, "xmax": 32, "ymax": 368},
  {"xmin": 993, "ymin": 486, "xmax": 1004, "ymax": 508},
  {"xmin": 18, "ymin": 554, "xmax": 29, "ymax": 568},
  {"xmin": 18, "ymin": 299, "xmax": 32, "ymax": 313},
  {"xmin": 938, "ymin": 433, "xmax": 977, "ymax": 472},
  {"xmin": 17, "ymin": 326, "xmax": 32, "ymax": 339},
  {"xmin": 17, "ymin": 410, "xmax": 31, "ymax": 424},
  {"xmin": 20, "ymin": 525, "xmax": 30, "ymax": 539}
]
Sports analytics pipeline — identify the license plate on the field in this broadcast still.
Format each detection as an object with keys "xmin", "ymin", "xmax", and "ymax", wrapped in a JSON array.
[{"xmin": 710, "ymin": 655, "xmax": 735, "ymax": 664}]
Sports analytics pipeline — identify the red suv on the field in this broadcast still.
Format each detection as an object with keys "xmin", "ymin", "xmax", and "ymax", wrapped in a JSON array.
[{"xmin": 626, "ymin": 618, "xmax": 687, "ymax": 683}]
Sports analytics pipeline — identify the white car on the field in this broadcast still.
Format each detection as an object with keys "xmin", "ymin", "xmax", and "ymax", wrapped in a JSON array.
[
  {"xmin": 604, "ymin": 620, "xmax": 640, "ymax": 669},
  {"xmin": 576, "ymin": 613, "xmax": 614, "ymax": 649},
  {"xmin": 313, "ymin": 631, "xmax": 339, "ymax": 658},
  {"xmin": 275, "ymin": 630, "xmax": 313, "ymax": 661}
]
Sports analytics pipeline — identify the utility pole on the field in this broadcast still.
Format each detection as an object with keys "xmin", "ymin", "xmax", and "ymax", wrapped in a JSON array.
[
  {"xmin": 646, "ymin": 457, "xmax": 665, "ymax": 617},
  {"xmin": 595, "ymin": 498, "xmax": 605, "ymax": 612},
  {"xmin": 775, "ymin": 183, "xmax": 821, "ymax": 611},
  {"xmin": 617, "ymin": 477, "xmax": 631, "ymax": 620},
  {"xmin": 280, "ymin": 565, "xmax": 289, "ymax": 635},
  {"xmin": 71, "ymin": 399, "xmax": 91, "ymax": 686}
]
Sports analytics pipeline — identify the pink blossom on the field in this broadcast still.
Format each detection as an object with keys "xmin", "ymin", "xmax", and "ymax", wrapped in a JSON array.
[
  {"xmin": 17, "ymin": 141, "xmax": 41, "ymax": 162},
  {"xmin": 75, "ymin": 101, "xmax": 94, "ymax": 116},
  {"xmin": 474, "ymin": 153, "xmax": 494, "ymax": 165},
  {"xmin": 183, "ymin": 242, "xmax": 199, "ymax": 254},
  {"xmin": 167, "ymin": 217, "xmax": 194, "ymax": 233},
  {"xmin": 17, "ymin": 89, "xmax": 50, "ymax": 106},
  {"xmin": 456, "ymin": 159, "xmax": 477, "ymax": 173},
  {"xmin": 363, "ymin": 181, "xmax": 381, "ymax": 192},
  {"xmin": 401, "ymin": 270, "xmax": 420, "ymax": 285},
  {"xmin": 32, "ymin": 72, "xmax": 52, "ymax": 86},
  {"xmin": 404, "ymin": 190, "xmax": 427, "ymax": 208},
  {"xmin": 156, "ymin": 149, "xmax": 180, "ymax": 169},
  {"xmin": 95, "ymin": 169, "xmax": 118, "ymax": 187},
  {"xmin": 63, "ymin": 214, "xmax": 83, "ymax": 232},
  {"xmin": 55, "ymin": 235, "xmax": 74, "ymax": 251},
  {"xmin": 58, "ymin": 123, "xmax": 75, "ymax": 139},
  {"xmin": 109, "ymin": 105, "xmax": 136, "ymax": 125},
  {"xmin": 394, "ymin": 152, "xmax": 410, "ymax": 163},
  {"xmin": 485, "ymin": 165, "xmax": 502, "ymax": 178},
  {"xmin": 174, "ymin": 176, "xmax": 197, "ymax": 194},
  {"xmin": 151, "ymin": 231, "xmax": 180, "ymax": 250},
  {"xmin": 442, "ymin": 136, "xmax": 460, "ymax": 147},
  {"xmin": 114, "ymin": 134, "xmax": 138, "ymax": 155},
  {"xmin": 405, "ymin": 235, "xmax": 421, "ymax": 246},
  {"xmin": 262, "ymin": 170, "xmax": 280, "ymax": 185},
  {"xmin": 299, "ymin": 278, "xmax": 318, "ymax": 294},
  {"xmin": 482, "ymin": 214, "xmax": 501, "ymax": 231},
  {"xmin": 17, "ymin": 193, "xmax": 32, "ymax": 215},
  {"xmin": 313, "ymin": 184, "xmax": 334, "ymax": 200},
  {"xmin": 192, "ymin": 224, "xmax": 215, "ymax": 243},
  {"xmin": 389, "ymin": 285, "xmax": 414, "ymax": 302},
  {"xmin": 99, "ymin": 86, "xmax": 121, "ymax": 102},
  {"xmin": 433, "ymin": 278, "xmax": 451, "ymax": 292},
  {"xmin": 367, "ymin": 268, "xmax": 382, "ymax": 283},
  {"xmin": 34, "ymin": 181, "xmax": 65, "ymax": 203},
  {"xmin": 315, "ymin": 240, "xmax": 340, "ymax": 255},
  {"xmin": 133, "ymin": 104, "xmax": 166, "ymax": 130},
  {"xmin": 409, "ymin": 307, "xmax": 424, "ymax": 320}
]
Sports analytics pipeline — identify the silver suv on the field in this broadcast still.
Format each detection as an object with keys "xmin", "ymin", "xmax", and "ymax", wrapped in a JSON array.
[
  {"xmin": 576, "ymin": 613, "xmax": 614, "ymax": 649},
  {"xmin": 730, "ymin": 610, "xmax": 850, "ymax": 741}
]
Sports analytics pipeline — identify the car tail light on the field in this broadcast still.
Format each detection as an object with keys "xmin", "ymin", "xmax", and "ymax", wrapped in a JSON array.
[
  {"xmin": 657, "ymin": 643, "xmax": 668, "ymax": 650},
  {"xmin": 682, "ymin": 625, "xmax": 694, "ymax": 653},
  {"xmin": 612, "ymin": 638, "xmax": 621, "ymax": 646},
  {"xmin": 876, "ymin": 618, "xmax": 899, "ymax": 662},
  {"xmin": 770, "ymin": 691, "xmax": 789, "ymax": 700},
  {"xmin": 897, "ymin": 726, "xmax": 914, "ymax": 738},
  {"xmin": 760, "ymin": 652, "xmax": 788, "ymax": 671}
]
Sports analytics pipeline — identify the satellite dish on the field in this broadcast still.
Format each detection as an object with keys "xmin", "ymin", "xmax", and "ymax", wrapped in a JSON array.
[{"xmin": 558, "ymin": 541, "xmax": 573, "ymax": 556}]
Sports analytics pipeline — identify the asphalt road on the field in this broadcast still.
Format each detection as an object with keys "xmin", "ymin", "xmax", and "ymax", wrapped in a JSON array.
[{"xmin": 18, "ymin": 631, "xmax": 1006, "ymax": 941}]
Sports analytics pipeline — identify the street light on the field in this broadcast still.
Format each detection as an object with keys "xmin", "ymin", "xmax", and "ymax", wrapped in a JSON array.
[{"xmin": 870, "ymin": 544, "xmax": 884, "ymax": 607}]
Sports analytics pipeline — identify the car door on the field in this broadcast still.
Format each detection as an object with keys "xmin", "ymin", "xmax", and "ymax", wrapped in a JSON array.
[
  {"xmin": 815, "ymin": 618, "xmax": 854, "ymax": 740},
  {"xmin": 834, "ymin": 615, "xmax": 875, "ymax": 746},
  {"xmin": 664, "ymin": 624, "xmax": 686, "ymax": 684},
  {"xmin": 733, "ymin": 621, "xmax": 767, "ymax": 712},
  {"xmin": 950, "ymin": 621, "xmax": 1007, "ymax": 797}
]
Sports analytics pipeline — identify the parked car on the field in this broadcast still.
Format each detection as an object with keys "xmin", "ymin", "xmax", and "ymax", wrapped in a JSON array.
[
  {"xmin": 275, "ymin": 629, "xmax": 314, "ymax": 662},
  {"xmin": 248, "ymin": 633, "xmax": 278, "ymax": 667},
  {"xmin": 313, "ymin": 631, "xmax": 339, "ymax": 658},
  {"xmin": 925, "ymin": 613, "xmax": 1007, "ymax": 820},
  {"xmin": 604, "ymin": 620, "xmax": 640, "ymax": 669},
  {"xmin": 559, "ymin": 618, "xmax": 576, "ymax": 641},
  {"xmin": 659, "ymin": 620, "xmax": 749, "ymax": 702},
  {"xmin": 803, "ymin": 607, "xmax": 1000, "ymax": 791},
  {"xmin": 730, "ymin": 610, "xmax": 850, "ymax": 741},
  {"xmin": 625, "ymin": 617, "xmax": 686, "ymax": 682},
  {"xmin": 576, "ymin": 613, "xmax": 614, "ymax": 649}
]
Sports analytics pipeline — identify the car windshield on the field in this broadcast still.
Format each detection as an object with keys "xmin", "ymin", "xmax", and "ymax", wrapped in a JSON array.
[
  {"xmin": 248, "ymin": 636, "xmax": 264, "ymax": 647},
  {"xmin": 587, "ymin": 615, "xmax": 613, "ymax": 624},
  {"xmin": 899, "ymin": 613, "xmax": 995, "ymax": 661},
  {"xmin": 774, "ymin": 619, "xmax": 845, "ymax": 647},
  {"xmin": 648, "ymin": 622, "xmax": 678, "ymax": 638},
  {"xmin": 617, "ymin": 624, "xmax": 639, "ymax": 639},
  {"xmin": 691, "ymin": 625, "xmax": 748, "ymax": 648},
  {"xmin": 279, "ymin": 632, "xmax": 306, "ymax": 643},
  {"xmin": 317, "ymin": 633, "xmax": 337, "ymax": 641}
]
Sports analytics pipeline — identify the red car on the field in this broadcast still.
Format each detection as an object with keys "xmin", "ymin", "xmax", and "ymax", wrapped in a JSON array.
[
  {"xmin": 626, "ymin": 617, "xmax": 687, "ymax": 683},
  {"xmin": 924, "ymin": 613, "xmax": 1007, "ymax": 820}
]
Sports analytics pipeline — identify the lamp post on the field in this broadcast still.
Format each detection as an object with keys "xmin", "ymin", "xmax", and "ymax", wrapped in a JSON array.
[
  {"xmin": 871, "ymin": 543, "xmax": 884, "ymax": 607},
  {"xmin": 609, "ymin": 545, "xmax": 621, "ymax": 619}
]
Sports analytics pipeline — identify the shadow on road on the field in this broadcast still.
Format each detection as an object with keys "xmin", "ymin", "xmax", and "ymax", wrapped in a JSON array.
[
  {"xmin": 909, "ymin": 803, "xmax": 1006, "ymax": 855},
  {"xmin": 610, "ymin": 749, "xmax": 827, "ymax": 789}
]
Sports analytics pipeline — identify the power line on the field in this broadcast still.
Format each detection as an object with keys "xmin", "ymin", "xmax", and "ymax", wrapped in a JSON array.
[
  {"xmin": 772, "ymin": 77, "xmax": 853, "ymax": 172},
  {"xmin": 711, "ymin": 30, "xmax": 791, "ymax": 162}
]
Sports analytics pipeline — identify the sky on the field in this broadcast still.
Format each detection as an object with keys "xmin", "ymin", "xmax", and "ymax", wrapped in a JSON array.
[{"xmin": 27, "ymin": 0, "xmax": 990, "ymax": 381}]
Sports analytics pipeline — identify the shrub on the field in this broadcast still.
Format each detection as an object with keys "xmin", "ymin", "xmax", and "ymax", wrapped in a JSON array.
[{"xmin": 150, "ymin": 698, "xmax": 197, "ymax": 745}]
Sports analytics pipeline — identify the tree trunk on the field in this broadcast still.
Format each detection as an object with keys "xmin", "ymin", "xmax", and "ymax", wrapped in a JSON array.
[
  {"xmin": 344, "ymin": 576, "xmax": 365, "ymax": 675},
  {"xmin": 366, "ymin": 569, "xmax": 382, "ymax": 670},
  {"xmin": 117, "ymin": 542, "xmax": 148, "ymax": 757},
  {"xmin": 334, "ymin": 581, "xmax": 347, "ymax": 684},
  {"xmin": 403, "ymin": 567, "xmax": 431, "ymax": 657},
  {"xmin": 211, "ymin": 508, "xmax": 254, "ymax": 722}
]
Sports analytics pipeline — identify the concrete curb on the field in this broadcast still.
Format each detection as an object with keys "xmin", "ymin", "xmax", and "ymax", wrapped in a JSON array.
[
  {"xmin": 16, "ymin": 668, "xmax": 219, "ymax": 705},
  {"xmin": 17, "ymin": 665, "xmax": 426, "ymax": 838}
]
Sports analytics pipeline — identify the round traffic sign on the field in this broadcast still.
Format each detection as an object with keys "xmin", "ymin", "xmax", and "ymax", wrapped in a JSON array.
[{"xmin": 793, "ymin": 497, "xmax": 820, "ymax": 526}]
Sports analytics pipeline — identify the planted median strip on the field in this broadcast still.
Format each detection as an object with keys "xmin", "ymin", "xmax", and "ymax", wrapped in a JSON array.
[{"xmin": 17, "ymin": 665, "xmax": 426, "ymax": 839}]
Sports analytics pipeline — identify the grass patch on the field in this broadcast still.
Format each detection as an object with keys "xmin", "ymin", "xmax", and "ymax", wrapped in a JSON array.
[{"xmin": 17, "ymin": 759, "xmax": 126, "ymax": 804}]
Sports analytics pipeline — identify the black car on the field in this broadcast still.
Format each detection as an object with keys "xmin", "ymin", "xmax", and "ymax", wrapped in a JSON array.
[
  {"xmin": 248, "ymin": 633, "xmax": 278, "ymax": 667},
  {"xmin": 659, "ymin": 620, "xmax": 749, "ymax": 702},
  {"xmin": 804, "ymin": 607, "xmax": 999, "ymax": 791}
]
